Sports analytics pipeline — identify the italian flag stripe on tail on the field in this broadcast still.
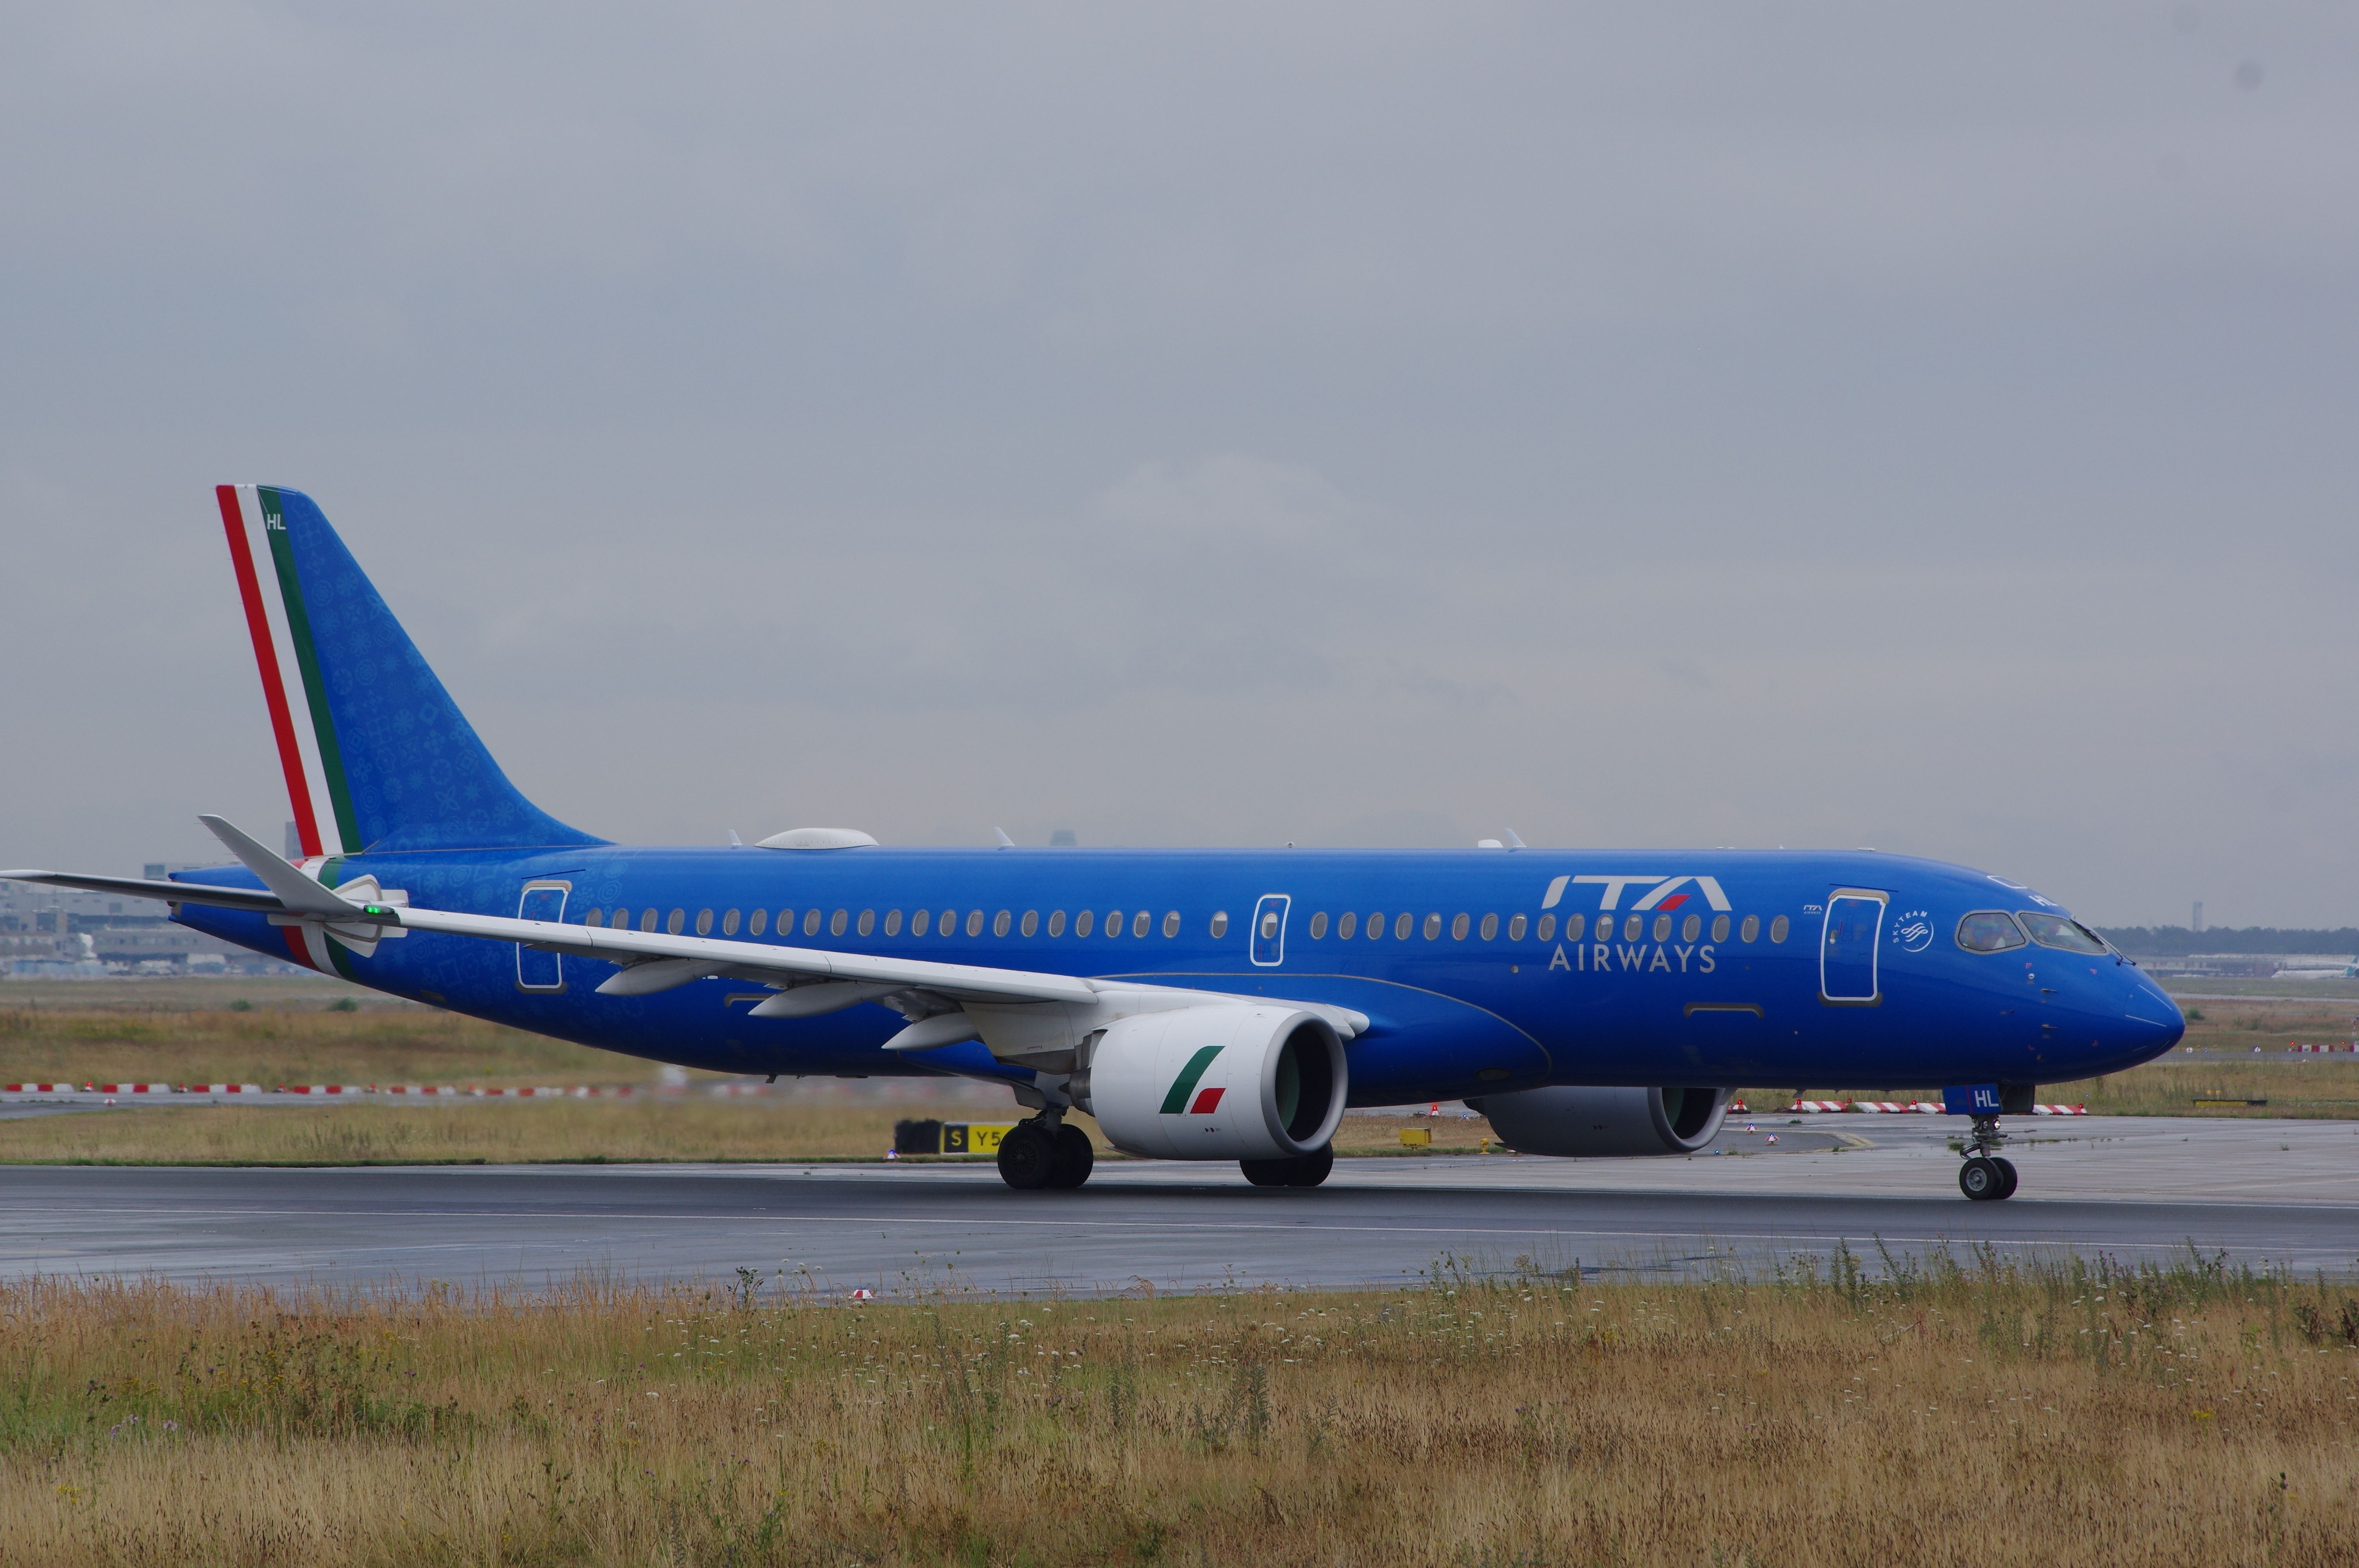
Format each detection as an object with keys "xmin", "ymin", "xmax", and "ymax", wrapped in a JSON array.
[{"xmin": 215, "ymin": 484, "xmax": 364, "ymax": 859}]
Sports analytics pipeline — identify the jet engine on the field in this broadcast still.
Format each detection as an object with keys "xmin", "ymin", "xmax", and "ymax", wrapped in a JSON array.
[
  {"xmin": 1471, "ymin": 1085, "xmax": 1733, "ymax": 1157},
  {"xmin": 1072, "ymin": 1004, "xmax": 1347, "ymax": 1161}
]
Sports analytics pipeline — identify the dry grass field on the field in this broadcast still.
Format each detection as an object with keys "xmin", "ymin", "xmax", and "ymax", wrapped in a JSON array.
[
  {"xmin": 2, "ymin": 1251, "xmax": 2354, "ymax": 1566},
  {"xmin": 0, "ymin": 991, "xmax": 624, "ymax": 1089},
  {"xmin": 0, "ymin": 1100, "xmax": 954, "ymax": 1165}
]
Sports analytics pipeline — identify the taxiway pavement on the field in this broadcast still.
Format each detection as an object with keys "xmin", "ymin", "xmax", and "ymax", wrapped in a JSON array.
[{"xmin": 2, "ymin": 1116, "xmax": 2352, "ymax": 1295}]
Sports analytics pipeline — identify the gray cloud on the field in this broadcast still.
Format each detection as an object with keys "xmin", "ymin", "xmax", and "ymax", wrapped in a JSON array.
[{"xmin": 2, "ymin": 3, "xmax": 2355, "ymax": 925}]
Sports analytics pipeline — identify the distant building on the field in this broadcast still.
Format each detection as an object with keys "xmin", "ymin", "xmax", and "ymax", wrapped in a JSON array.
[{"xmin": 0, "ymin": 868, "xmax": 298, "ymax": 976}]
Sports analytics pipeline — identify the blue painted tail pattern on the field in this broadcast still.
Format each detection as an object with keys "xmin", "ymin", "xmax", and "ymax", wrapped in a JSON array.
[{"xmin": 217, "ymin": 485, "xmax": 605, "ymax": 855}]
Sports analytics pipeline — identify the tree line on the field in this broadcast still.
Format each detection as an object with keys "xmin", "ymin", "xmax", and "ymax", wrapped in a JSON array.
[{"xmin": 2092, "ymin": 926, "xmax": 2359, "ymax": 957}]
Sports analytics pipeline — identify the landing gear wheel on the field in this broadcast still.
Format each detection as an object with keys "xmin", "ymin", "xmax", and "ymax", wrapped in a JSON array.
[
  {"xmin": 1240, "ymin": 1146, "xmax": 1334, "ymax": 1189},
  {"xmin": 1283, "ymin": 1143, "xmax": 1334, "ymax": 1188},
  {"xmin": 1046, "ymin": 1124, "xmax": 1095, "ymax": 1189},
  {"xmin": 1959, "ymin": 1155, "xmax": 2005, "ymax": 1201},
  {"xmin": 1992, "ymin": 1156, "xmax": 2019, "ymax": 1200},
  {"xmin": 996, "ymin": 1122, "xmax": 1056, "ymax": 1190}
]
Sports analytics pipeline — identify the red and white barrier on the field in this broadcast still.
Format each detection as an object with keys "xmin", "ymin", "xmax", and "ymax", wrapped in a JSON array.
[{"xmin": 1790, "ymin": 1098, "xmax": 2087, "ymax": 1116}]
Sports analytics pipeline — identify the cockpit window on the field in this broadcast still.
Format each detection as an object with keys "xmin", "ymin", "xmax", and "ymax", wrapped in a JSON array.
[
  {"xmin": 1955, "ymin": 911, "xmax": 2029, "ymax": 953},
  {"xmin": 2019, "ymin": 912, "xmax": 2108, "ymax": 953}
]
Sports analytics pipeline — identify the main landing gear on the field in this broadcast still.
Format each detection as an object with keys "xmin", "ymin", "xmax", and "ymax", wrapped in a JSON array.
[
  {"xmin": 1240, "ymin": 1144, "xmax": 1334, "ymax": 1189},
  {"xmin": 1956, "ymin": 1114, "xmax": 2019, "ymax": 1201},
  {"xmin": 996, "ymin": 1114, "xmax": 1095, "ymax": 1191}
]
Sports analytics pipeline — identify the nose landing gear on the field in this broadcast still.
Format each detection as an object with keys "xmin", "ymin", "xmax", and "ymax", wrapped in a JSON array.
[{"xmin": 1955, "ymin": 1113, "xmax": 2019, "ymax": 1201}]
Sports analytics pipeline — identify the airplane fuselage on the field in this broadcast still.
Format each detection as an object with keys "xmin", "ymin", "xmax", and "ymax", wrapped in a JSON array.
[{"xmin": 176, "ymin": 844, "xmax": 2184, "ymax": 1105}]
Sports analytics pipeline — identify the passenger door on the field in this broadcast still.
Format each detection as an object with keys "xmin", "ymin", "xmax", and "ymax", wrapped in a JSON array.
[
  {"xmin": 1819, "ymin": 889, "xmax": 1887, "ymax": 1005},
  {"xmin": 516, "ymin": 880, "xmax": 571, "ymax": 992},
  {"xmin": 1250, "ymin": 893, "xmax": 1290, "ymax": 967}
]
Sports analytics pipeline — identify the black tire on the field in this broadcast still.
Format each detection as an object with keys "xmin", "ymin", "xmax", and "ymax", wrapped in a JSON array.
[
  {"xmin": 1992, "ymin": 1156, "xmax": 2019, "ymax": 1200},
  {"xmin": 997, "ymin": 1123, "xmax": 1056, "ymax": 1190},
  {"xmin": 1958, "ymin": 1156, "xmax": 2002, "ymax": 1201},
  {"xmin": 1239, "ymin": 1158, "xmax": 1292, "ymax": 1187},
  {"xmin": 1283, "ymin": 1143, "xmax": 1334, "ymax": 1188},
  {"xmin": 1047, "ymin": 1124, "xmax": 1095, "ymax": 1189}
]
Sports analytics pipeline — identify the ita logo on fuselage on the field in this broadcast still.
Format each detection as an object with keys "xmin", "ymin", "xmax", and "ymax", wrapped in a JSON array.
[{"xmin": 1539, "ymin": 872, "xmax": 1737, "ymax": 978}]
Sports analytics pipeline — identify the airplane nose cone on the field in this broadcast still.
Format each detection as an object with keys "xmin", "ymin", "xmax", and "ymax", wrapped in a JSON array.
[{"xmin": 2117, "ymin": 975, "xmax": 2185, "ymax": 1062}]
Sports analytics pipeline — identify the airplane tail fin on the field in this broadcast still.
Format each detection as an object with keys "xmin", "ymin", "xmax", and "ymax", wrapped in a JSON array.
[{"xmin": 214, "ymin": 485, "xmax": 604, "ymax": 856}]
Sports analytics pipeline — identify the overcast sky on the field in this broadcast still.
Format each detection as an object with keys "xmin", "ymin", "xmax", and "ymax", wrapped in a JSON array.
[{"xmin": 4, "ymin": 4, "xmax": 2355, "ymax": 926}]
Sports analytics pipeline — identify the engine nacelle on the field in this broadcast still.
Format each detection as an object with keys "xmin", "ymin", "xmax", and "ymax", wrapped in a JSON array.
[
  {"xmin": 1472, "ymin": 1085, "xmax": 1733, "ymax": 1157},
  {"xmin": 1072, "ymin": 1004, "xmax": 1347, "ymax": 1161}
]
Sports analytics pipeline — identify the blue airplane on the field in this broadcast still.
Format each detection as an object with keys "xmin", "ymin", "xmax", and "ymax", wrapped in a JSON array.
[{"xmin": 5, "ymin": 487, "xmax": 2184, "ymax": 1200}]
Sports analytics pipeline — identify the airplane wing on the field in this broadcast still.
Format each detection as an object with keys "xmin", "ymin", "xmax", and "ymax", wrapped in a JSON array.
[{"xmin": 3, "ymin": 817, "xmax": 1369, "ymax": 1049}]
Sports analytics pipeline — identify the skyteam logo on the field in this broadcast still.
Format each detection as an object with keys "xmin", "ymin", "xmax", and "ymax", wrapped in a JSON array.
[{"xmin": 1891, "ymin": 909, "xmax": 1935, "ymax": 953}]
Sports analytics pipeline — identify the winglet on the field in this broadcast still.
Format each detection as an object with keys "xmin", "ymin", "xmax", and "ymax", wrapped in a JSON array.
[
  {"xmin": 1503, "ymin": 829, "xmax": 1527, "ymax": 851},
  {"xmin": 197, "ymin": 814, "xmax": 361, "ymax": 918},
  {"xmin": 993, "ymin": 827, "xmax": 1015, "ymax": 849}
]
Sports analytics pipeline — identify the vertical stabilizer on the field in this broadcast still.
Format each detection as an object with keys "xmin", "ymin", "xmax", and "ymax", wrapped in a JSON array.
[{"xmin": 215, "ymin": 485, "xmax": 604, "ymax": 855}]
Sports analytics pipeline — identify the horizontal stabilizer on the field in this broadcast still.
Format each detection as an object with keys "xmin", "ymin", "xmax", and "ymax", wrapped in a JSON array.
[{"xmin": 0, "ymin": 869, "xmax": 285, "ymax": 915}]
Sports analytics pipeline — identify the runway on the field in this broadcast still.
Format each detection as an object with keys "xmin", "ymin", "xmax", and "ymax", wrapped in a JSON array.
[{"xmin": 3, "ymin": 1116, "xmax": 2354, "ymax": 1295}]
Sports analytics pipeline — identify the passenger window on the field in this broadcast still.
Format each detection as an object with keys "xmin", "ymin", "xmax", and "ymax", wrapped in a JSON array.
[
  {"xmin": 938, "ymin": 909, "xmax": 955, "ymax": 935},
  {"xmin": 1162, "ymin": 911, "xmax": 1180, "ymax": 938},
  {"xmin": 2016, "ymin": 911, "xmax": 2105, "ymax": 953},
  {"xmin": 1681, "ymin": 913, "xmax": 1700, "ymax": 943},
  {"xmin": 1077, "ymin": 910, "xmax": 1096, "ymax": 937},
  {"xmin": 641, "ymin": 910, "xmax": 658, "ymax": 932},
  {"xmin": 667, "ymin": 909, "xmax": 686, "ymax": 935},
  {"xmin": 584, "ymin": 909, "xmax": 603, "ymax": 928},
  {"xmin": 1480, "ymin": 913, "xmax": 1498, "ymax": 941},
  {"xmin": 966, "ymin": 910, "xmax": 984, "ymax": 937},
  {"xmin": 722, "ymin": 909, "xmax": 740, "ymax": 936},
  {"xmin": 1104, "ymin": 910, "xmax": 1122, "ymax": 938},
  {"xmin": 1368, "ymin": 913, "xmax": 1385, "ymax": 940},
  {"xmin": 1021, "ymin": 911, "xmax": 1039, "ymax": 938},
  {"xmin": 993, "ymin": 911, "xmax": 1011, "ymax": 937},
  {"xmin": 1769, "ymin": 915, "xmax": 1789, "ymax": 944},
  {"xmin": 1451, "ymin": 913, "xmax": 1470, "ymax": 940},
  {"xmin": 911, "ymin": 908, "xmax": 930, "ymax": 936},
  {"xmin": 694, "ymin": 909, "xmax": 713, "ymax": 936},
  {"xmin": 1623, "ymin": 915, "xmax": 1642, "ymax": 942},
  {"xmin": 1422, "ymin": 913, "xmax": 1441, "ymax": 940},
  {"xmin": 884, "ymin": 910, "xmax": 902, "ymax": 936},
  {"xmin": 1506, "ymin": 913, "xmax": 1525, "ymax": 941},
  {"xmin": 857, "ymin": 910, "xmax": 875, "ymax": 937},
  {"xmin": 1537, "ymin": 914, "xmax": 1556, "ymax": 941},
  {"xmin": 1337, "ymin": 911, "xmax": 1357, "ymax": 939},
  {"xmin": 751, "ymin": 908, "xmax": 767, "ymax": 936},
  {"xmin": 1396, "ymin": 913, "xmax": 1414, "ymax": 940},
  {"xmin": 1309, "ymin": 912, "xmax": 1329, "ymax": 939},
  {"xmin": 1209, "ymin": 911, "xmax": 1227, "ymax": 938},
  {"xmin": 1740, "ymin": 915, "xmax": 1758, "ymax": 943},
  {"xmin": 1652, "ymin": 913, "xmax": 1670, "ymax": 942},
  {"xmin": 803, "ymin": 909, "xmax": 821, "ymax": 936},
  {"xmin": 1710, "ymin": 915, "xmax": 1728, "ymax": 943},
  {"xmin": 830, "ymin": 909, "xmax": 848, "ymax": 937},
  {"xmin": 1048, "ymin": 910, "xmax": 1066, "ymax": 937},
  {"xmin": 1134, "ymin": 911, "xmax": 1150, "ymax": 938}
]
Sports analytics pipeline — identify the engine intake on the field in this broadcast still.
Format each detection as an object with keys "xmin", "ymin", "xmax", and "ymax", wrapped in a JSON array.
[
  {"xmin": 1472, "ymin": 1085, "xmax": 1732, "ymax": 1157},
  {"xmin": 1072, "ymin": 1004, "xmax": 1346, "ymax": 1161}
]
